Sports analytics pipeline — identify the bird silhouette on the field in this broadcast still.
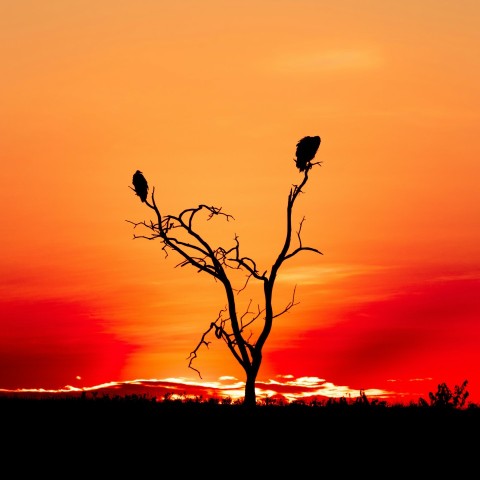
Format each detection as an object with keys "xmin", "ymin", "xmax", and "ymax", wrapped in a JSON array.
[
  {"xmin": 132, "ymin": 170, "xmax": 149, "ymax": 202},
  {"xmin": 295, "ymin": 135, "xmax": 321, "ymax": 172}
]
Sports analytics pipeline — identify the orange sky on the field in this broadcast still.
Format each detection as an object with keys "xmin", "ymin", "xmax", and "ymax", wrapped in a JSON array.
[{"xmin": 1, "ymin": 1, "xmax": 480, "ymax": 405}]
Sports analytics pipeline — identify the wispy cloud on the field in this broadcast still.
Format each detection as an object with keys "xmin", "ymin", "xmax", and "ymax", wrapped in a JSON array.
[
  {"xmin": 0, "ymin": 374, "xmax": 397, "ymax": 404},
  {"xmin": 277, "ymin": 263, "xmax": 388, "ymax": 285},
  {"xmin": 270, "ymin": 48, "xmax": 382, "ymax": 74}
]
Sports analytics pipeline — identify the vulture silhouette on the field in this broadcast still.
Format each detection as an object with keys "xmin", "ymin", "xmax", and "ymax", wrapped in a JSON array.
[
  {"xmin": 132, "ymin": 170, "xmax": 149, "ymax": 202},
  {"xmin": 295, "ymin": 136, "xmax": 321, "ymax": 172}
]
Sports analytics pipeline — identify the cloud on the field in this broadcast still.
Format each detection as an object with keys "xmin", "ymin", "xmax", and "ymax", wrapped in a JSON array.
[
  {"xmin": 0, "ymin": 298, "xmax": 137, "ymax": 390},
  {"xmin": 271, "ymin": 48, "xmax": 382, "ymax": 74},
  {"xmin": 277, "ymin": 263, "xmax": 388, "ymax": 286},
  {"xmin": 268, "ymin": 269, "xmax": 480, "ymax": 401},
  {"xmin": 1, "ymin": 374, "xmax": 394, "ymax": 404}
]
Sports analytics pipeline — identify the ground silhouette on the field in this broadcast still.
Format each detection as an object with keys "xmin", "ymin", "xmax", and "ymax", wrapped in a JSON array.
[{"xmin": 2, "ymin": 391, "xmax": 478, "ymax": 474}]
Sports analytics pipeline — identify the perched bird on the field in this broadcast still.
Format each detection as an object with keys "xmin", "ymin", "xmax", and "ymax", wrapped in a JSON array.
[
  {"xmin": 132, "ymin": 170, "xmax": 149, "ymax": 202},
  {"xmin": 295, "ymin": 135, "xmax": 321, "ymax": 172}
]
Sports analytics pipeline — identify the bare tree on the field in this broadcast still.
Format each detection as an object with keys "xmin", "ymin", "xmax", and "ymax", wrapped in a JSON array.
[{"xmin": 127, "ymin": 137, "xmax": 323, "ymax": 408}]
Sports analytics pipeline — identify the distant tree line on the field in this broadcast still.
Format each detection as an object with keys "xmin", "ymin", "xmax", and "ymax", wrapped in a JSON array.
[
  {"xmin": 2, "ymin": 379, "xmax": 475, "ymax": 410},
  {"xmin": 53, "ymin": 379, "xmax": 479, "ymax": 409}
]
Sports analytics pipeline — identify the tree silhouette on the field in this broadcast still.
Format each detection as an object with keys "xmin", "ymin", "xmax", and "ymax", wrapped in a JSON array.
[
  {"xmin": 127, "ymin": 137, "xmax": 322, "ymax": 408},
  {"xmin": 425, "ymin": 380, "xmax": 470, "ymax": 408}
]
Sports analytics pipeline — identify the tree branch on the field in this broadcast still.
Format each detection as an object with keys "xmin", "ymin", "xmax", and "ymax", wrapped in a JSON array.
[{"xmin": 273, "ymin": 286, "xmax": 299, "ymax": 319}]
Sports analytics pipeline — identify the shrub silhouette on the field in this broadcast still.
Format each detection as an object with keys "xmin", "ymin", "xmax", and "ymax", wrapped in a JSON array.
[{"xmin": 423, "ymin": 379, "xmax": 470, "ymax": 409}]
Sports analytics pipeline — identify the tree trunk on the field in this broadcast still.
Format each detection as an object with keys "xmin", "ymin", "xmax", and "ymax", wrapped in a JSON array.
[{"xmin": 244, "ymin": 372, "xmax": 257, "ymax": 408}]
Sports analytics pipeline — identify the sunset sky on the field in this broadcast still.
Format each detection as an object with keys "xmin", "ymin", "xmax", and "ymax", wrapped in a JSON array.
[{"xmin": 1, "ymin": 1, "xmax": 479, "ymax": 405}]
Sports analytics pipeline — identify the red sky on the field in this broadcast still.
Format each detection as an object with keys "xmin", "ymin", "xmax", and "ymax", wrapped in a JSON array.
[{"xmin": 1, "ymin": 1, "xmax": 480, "ymax": 406}]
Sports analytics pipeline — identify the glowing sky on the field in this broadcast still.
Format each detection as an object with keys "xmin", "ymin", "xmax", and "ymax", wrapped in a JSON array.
[{"xmin": 1, "ymin": 1, "xmax": 479, "ymax": 405}]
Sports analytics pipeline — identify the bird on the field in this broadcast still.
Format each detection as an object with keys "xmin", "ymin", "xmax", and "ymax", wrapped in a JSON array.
[
  {"xmin": 295, "ymin": 135, "xmax": 321, "ymax": 172},
  {"xmin": 132, "ymin": 170, "xmax": 149, "ymax": 202}
]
